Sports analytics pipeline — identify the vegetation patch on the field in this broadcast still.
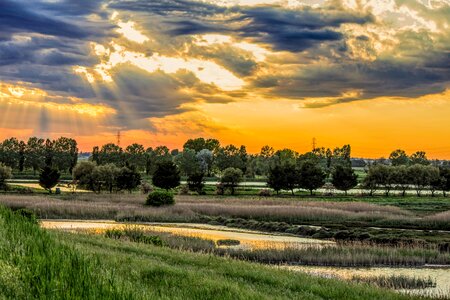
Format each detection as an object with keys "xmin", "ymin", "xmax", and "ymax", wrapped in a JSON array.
[{"xmin": 352, "ymin": 275, "xmax": 436, "ymax": 290}]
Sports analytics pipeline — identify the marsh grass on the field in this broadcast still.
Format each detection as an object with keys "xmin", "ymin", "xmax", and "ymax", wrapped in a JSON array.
[
  {"xmin": 352, "ymin": 275, "xmax": 436, "ymax": 290},
  {"xmin": 100, "ymin": 227, "xmax": 450, "ymax": 267}
]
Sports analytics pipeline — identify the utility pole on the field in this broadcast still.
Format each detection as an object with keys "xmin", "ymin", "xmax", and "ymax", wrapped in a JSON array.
[
  {"xmin": 117, "ymin": 130, "xmax": 121, "ymax": 146},
  {"xmin": 312, "ymin": 137, "xmax": 317, "ymax": 151}
]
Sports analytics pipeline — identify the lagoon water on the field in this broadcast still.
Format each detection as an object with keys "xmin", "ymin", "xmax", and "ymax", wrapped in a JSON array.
[{"xmin": 41, "ymin": 220, "xmax": 333, "ymax": 250}]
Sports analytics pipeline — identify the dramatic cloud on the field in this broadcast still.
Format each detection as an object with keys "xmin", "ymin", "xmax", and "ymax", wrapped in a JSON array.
[{"xmin": 0, "ymin": 0, "xmax": 449, "ymax": 144}]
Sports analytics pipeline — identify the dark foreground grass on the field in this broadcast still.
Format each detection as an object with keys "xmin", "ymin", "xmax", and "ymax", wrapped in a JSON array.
[{"xmin": 0, "ymin": 206, "xmax": 421, "ymax": 300}]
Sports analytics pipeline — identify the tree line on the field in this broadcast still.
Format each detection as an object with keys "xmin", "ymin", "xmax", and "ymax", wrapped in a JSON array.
[
  {"xmin": 0, "ymin": 137, "xmax": 78, "ymax": 173},
  {"xmin": 1, "ymin": 136, "xmax": 450, "ymax": 196}
]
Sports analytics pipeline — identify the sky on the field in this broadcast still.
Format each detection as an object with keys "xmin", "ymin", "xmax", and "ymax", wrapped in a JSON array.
[{"xmin": 0, "ymin": 0, "xmax": 449, "ymax": 158}]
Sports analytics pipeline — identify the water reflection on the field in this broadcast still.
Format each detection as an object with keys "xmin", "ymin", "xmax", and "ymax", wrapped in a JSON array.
[
  {"xmin": 284, "ymin": 265, "xmax": 450, "ymax": 298},
  {"xmin": 41, "ymin": 220, "xmax": 334, "ymax": 250}
]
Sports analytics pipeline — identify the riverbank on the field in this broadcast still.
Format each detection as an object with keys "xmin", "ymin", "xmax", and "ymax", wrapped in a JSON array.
[{"xmin": 0, "ymin": 206, "xmax": 415, "ymax": 300}]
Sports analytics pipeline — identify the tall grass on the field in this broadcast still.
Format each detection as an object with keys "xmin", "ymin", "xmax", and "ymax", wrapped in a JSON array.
[
  {"xmin": 1, "ymin": 194, "xmax": 449, "ymax": 231},
  {"xmin": 101, "ymin": 227, "xmax": 450, "ymax": 267},
  {"xmin": 0, "ymin": 206, "xmax": 134, "ymax": 299}
]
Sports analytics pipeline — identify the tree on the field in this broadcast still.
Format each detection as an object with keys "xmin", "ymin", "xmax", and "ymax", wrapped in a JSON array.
[
  {"xmin": 0, "ymin": 138, "xmax": 21, "ymax": 169},
  {"xmin": 283, "ymin": 164, "xmax": 301, "ymax": 195},
  {"xmin": 220, "ymin": 167, "xmax": 243, "ymax": 195},
  {"xmin": 331, "ymin": 145, "xmax": 352, "ymax": 168},
  {"xmin": 43, "ymin": 139, "xmax": 55, "ymax": 167},
  {"xmin": 94, "ymin": 164, "xmax": 120, "ymax": 193},
  {"xmin": 215, "ymin": 144, "xmax": 247, "ymax": 172},
  {"xmin": 187, "ymin": 172, "xmax": 205, "ymax": 194},
  {"xmin": 175, "ymin": 148, "xmax": 200, "ymax": 176},
  {"xmin": 152, "ymin": 161, "xmax": 180, "ymax": 191},
  {"xmin": 439, "ymin": 167, "xmax": 450, "ymax": 197},
  {"xmin": 430, "ymin": 169, "xmax": 443, "ymax": 197},
  {"xmin": 183, "ymin": 138, "xmax": 220, "ymax": 153},
  {"xmin": 331, "ymin": 165, "xmax": 358, "ymax": 195},
  {"xmin": 72, "ymin": 161, "xmax": 97, "ymax": 192},
  {"xmin": 391, "ymin": 165, "xmax": 409, "ymax": 197},
  {"xmin": 389, "ymin": 149, "xmax": 409, "ymax": 166},
  {"xmin": 273, "ymin": 148, "xmax": 297, "ymax": 166},
  {"xmin": 39, "ymin": 166, "xmax": 60, "ymax": 193},
  {"xmin": 361, "ymin": 174, "xmax": 378, "ymax": 196},
  {"xmin": 196, "ymin": 149, "xmax": 214, "ymax": 176},
  {"xmin": 407, "ymin": 164, "xmax": 436, "ymax": 197},
  {"xmin": 410, "ymin": 151, "xmax": 429, "ymax": 165},
  {"xmin": 125, "ymin": 143, "xmax": 146, "ymax": 171},
  {"xmin": 25, "ymin": 137, "xmax": 45, "ymax": 174},
  {"xmin": 53, "ymin": 137, "xmax": 78, "ymax": 172},
  {"xmin": 116, "ymin": 166, "xmax": 141, "ymax": 193},
  {"xmin": 298, "ymin": 160, "xmax": 326, "ymax": 195},
  {"xmin": 98, "ymin": 143, "xmax": 123, "ymax": 166},
  {"xmin": 0, "ymin": 163, "xmax": 12, "ymax": 190},
  {"xmin": 267, "ymin": 165, "xmax": 286, "ymax": 195}
]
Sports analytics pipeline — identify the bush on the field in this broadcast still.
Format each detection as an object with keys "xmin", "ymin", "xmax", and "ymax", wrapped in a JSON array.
[
  {"xmin": 0, "ymin": 163, "xmax": 12, "ymax": 190},
  {"xmin": 258, "ymin": 189, "xmax": 272, "ymax": 197},
  {"xmin": 146, "ymin": 190, "xmax": 175, "ymax": 207},
  {"xmin": 215, "ymin": 183, "xmax": 225, "ymax": 195},
  {"xmin": 140, "ymin": 181, "xmax": 153, "ymax": 194},
  {"xmin": 217, "ymin": 239, "xmax": 240, "ymax": 246},
  {"xmin": 178, "ymin": 185, "xmax": 189, "ymax": 195}
]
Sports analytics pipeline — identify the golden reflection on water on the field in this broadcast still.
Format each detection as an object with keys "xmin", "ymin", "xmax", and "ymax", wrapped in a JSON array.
[
  {"xmin": 284, "ymin": 265, "xmax": 450, "ymax": 298},
  {"xmin": 41, "ymin": 220, "xmax": 334, "ymax": 250}
]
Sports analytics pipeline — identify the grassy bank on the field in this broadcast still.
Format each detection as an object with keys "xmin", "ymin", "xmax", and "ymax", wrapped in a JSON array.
[{"xmin": 0, "ymin": 206, "xmax": 418, "ymax": 299}]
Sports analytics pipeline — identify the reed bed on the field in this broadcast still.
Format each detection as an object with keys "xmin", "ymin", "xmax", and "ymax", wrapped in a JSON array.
[
  {"xmin": 100, "ymin": 227, "xmax": 450, "ymax": 267},
  {"xmin": 1, "ymin": 194, "xmax": 449, "ymax": 232}
]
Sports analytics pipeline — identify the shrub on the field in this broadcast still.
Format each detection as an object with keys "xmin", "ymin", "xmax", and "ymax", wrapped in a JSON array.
[
  {"xmin": 187, "ymin": 172, "xmax": 205, "ymax": 194},
  {"xmin": 140, "ymin": 181, "xmax": 153, "ymax": 194},
  {"xmin": 0, "ymin": 163, "xmax": 12, "ymax": 190},
  {"xmin": 258, "ymin": 189, "xmax": 272, "ymax": 197},
  {"xmin": 178, "ymin": 185, "xmax": 189, "ymax": 195},
  {"xmin": 217, "ymin": 239, "xmax": 241, "ymax": 246},
  {"xmin": 146, "ymin": 190, "xmax": 175, "ymax": 206},
  {"xmin": 215, "ymin": 183, "xmax": 225, "ymax": 195}
]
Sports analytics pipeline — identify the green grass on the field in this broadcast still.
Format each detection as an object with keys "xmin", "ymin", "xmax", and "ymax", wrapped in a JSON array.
[{"xmin": 0, "ymin": 205, "xmax": 422, "ymax": 299}]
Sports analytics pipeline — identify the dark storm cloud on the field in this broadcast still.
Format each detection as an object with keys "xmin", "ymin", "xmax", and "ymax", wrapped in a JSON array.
[
  {"xmin": 236, "ymin": 6, "xmax": 373, "ymax": 51},
  {"xmin": 256, "ymin": 58, "xmax": 450, "ymax": 102},
  {"xmin": 0, "ymin": 0, "xmax": 111, "ymax": 40},
  {"xmin": 108, "ymin": 0, "xmax": 226, "ymax": 17},
  {"xmin": 110, "ymin": 0, "xmax": 373, "ymax": 52}
]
